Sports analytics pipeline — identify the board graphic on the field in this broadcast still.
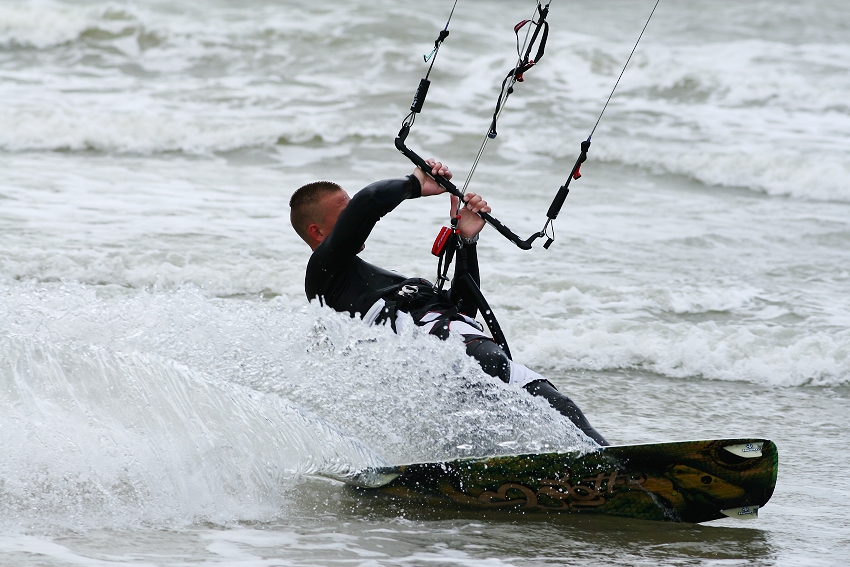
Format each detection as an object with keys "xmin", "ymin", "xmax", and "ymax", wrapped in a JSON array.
[{"xmin": 341, "ymin": 438, "xmax": 778, "ymax": 523}]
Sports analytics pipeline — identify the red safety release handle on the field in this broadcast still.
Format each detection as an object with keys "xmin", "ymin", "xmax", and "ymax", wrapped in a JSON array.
[{"xmin": 432, "ymin": 226, "xmax": 455, "ymax": 256}]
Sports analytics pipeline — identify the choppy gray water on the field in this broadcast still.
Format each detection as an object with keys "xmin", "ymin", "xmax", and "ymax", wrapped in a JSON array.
[{"xmin": 1, "ymin": 0, "xmax": 848, "ymax": 565}]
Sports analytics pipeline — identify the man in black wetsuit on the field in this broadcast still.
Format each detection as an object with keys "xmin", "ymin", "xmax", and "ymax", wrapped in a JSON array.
[{"xmin": 290, "ymin": 159, "xmax": 608, "ymax": 446}]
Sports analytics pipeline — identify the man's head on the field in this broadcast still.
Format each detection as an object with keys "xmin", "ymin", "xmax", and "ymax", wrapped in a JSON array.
[{"xmin": 289, "ymin": 181, "xmax": 351, "ymax": 250}]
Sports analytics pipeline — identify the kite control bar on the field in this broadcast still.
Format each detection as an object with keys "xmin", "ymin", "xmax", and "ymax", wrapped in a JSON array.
[{"xmin": 396, "ymin": 124, "xmax": 546, "ymax": 251}]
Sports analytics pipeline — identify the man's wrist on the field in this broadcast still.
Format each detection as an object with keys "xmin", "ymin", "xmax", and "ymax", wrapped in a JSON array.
[
  {"xmin": 407, "ymin": 174, "xmax": 422, "ymax": 198},
  {"xmin": 461, "ymin": 233, "xmax": 479, "ymax": 245}
]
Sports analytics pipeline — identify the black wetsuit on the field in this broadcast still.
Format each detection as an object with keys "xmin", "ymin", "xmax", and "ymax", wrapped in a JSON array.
[{"xmin": 305, "ymin": 176, "xmax": 608, "ymax": 446}]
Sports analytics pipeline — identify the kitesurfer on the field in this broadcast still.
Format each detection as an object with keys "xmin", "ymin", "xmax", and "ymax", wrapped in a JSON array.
[{"xmin": 289, "ymin": 159, "xmax": 608, "ymax": 446}]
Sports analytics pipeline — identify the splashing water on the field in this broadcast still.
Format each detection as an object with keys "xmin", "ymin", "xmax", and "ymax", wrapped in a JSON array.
[{"xmin": 0, "ymin": 282, "xmax": 592, "ymax": 530}]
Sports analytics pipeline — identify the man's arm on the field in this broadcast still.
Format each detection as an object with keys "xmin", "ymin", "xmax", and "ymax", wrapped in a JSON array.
[
  {"xmin": 451, "ymin": 240, "xmax": 482, "ymax": 318},
  {"xmin": 306, "ymin": 160, "xmax": 461, "ymax": 306},
  {"xmin": 448, "ymin": 192, "xmax": 490, "ymax": 317},
  {"xmin": 318, "ymin": 158, "xmax": 452, "ymax": 262},
  {"xmin": 412, "ymin": 159, "xmax": 451, "ymax": 197},
  {"xmin": 306, "ymin": 175, "xmax": 421, "ymax": 304},
  {"xmin": 320, "ymin": 176, "xmax": 421, "ymax": 260}
]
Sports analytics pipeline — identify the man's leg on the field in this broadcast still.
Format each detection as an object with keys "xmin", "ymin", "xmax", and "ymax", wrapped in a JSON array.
[
  {"xmin": 523, "ymin": 379, "xmax": 609, "ymax": 446},
  {"xmin": 464, "ymin": 338, "xmax": 609, "ymax": 446}
]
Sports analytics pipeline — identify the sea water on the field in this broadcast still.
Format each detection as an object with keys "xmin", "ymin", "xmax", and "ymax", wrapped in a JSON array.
[{"xmin": 1, "ymin": 0, "xmax": 848, "ymax": 565}]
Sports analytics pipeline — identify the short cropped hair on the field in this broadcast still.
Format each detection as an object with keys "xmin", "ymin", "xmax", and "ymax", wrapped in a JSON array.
[{"xmin": 289, "ymin": 181, "xmax": 344, "ymax": 244}]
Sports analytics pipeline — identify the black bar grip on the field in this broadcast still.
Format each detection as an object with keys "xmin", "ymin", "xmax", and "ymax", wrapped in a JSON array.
[
  {"xmin": 546, "ymin": 139, "xmax": 590, "ymax": 220},
  {"xmin": 546, "ymin": 183, "xmax": 570, "ymax": 220},
  {"xmin": 410, "ymin": 78, "xmax": 431, "ymax": 114}
]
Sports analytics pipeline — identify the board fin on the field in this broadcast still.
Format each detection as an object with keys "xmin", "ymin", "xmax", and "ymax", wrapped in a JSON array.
[
  {"xmin": 723, "ymin": 442, "xmax": 763, "ymax": 458},
  {"xmin": 320, "ymin": 467, "xmax": 400, "ymax": 488},
  {"xmin": 720, "ymin": 505, "xmax": 760, "ymax": 519}
]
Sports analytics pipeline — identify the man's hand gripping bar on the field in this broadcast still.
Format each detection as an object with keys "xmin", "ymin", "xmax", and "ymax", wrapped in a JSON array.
[{"xmin": 396, "ymin": 125, "xmax": 545, "ymax": 251}]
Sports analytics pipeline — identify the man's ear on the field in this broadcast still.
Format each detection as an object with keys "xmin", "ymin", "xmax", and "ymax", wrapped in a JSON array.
[{"xmin": 307, "ymin": 223, "xmax": 324, "ymax": 245}]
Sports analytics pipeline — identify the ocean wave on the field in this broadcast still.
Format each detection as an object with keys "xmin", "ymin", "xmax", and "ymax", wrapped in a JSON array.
[
  {"xmin": 507, "ymin": 284, "xmax": 850, "ymax": 388},
  {"xmin": 0, "ymin": 92, "xmax": 393, "ymax": 156},
  {"xmin": 0, "ymin": 105, "xmax": 282, "ymax": 154},
  {"xmin": 592, "ymin": 142, "xmax": 850, "ymax": 203},
  {"xmin": 0, "ymin": 2, "xmax": 101, "ymax": 49},
  {"xmin": 504, "ymin": 34, "xmax": 850, "ymax": 202},
  {"xmin": 0, "ymin": 2, "xmax": 160, "ymax": 50},
  {"xmin": 534, "ymin": 318, "xmax": 848, "ymax": 388},
  {"xmin": 2, "ymin": 0, "xmax": 849, "ymax": 201}
]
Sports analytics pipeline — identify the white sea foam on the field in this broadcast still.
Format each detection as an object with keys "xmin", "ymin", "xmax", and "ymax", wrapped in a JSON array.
[{"xmin": 0, "ymin": 1, "xmax": 399, "ymax": 155}]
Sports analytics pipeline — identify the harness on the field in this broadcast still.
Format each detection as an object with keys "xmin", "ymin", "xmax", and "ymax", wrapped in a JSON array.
[{"xmin": 367, "ymin": 273, "xmax": 513, "ymax": 359}]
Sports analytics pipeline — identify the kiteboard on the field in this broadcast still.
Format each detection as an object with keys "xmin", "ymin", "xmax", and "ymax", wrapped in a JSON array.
[{"xmin": 339, "ymin": 438, "xmax": 778, "ymax": 523}]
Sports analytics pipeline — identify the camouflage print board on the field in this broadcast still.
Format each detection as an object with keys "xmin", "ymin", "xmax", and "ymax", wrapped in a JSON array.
[{"xmin": 346, "ymin": 438, "xmax": 778, "ymax": 523}]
